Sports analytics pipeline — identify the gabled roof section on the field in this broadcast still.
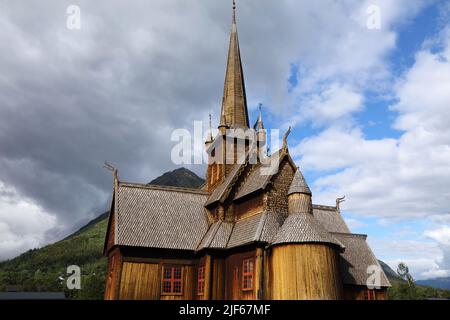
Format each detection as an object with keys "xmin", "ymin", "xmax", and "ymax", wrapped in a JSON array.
[
  {"xmin": 220, "ymin": 2, "xmax": 249, "ymax": 129},
  {"xmin": 113, "ymin": 182, "xmax": 210, "ymax": 251},
  {"xmin": 333, "ymin": 233, "xmax": 391, "ymax": 287},
  {"xmin": 204, "ymin": 163, "xmax": 245, "ymax": 206},
  {"xmin": 313, "ymin": 205, "xmax": 351, "ymax": 233},
  {"xmin": 197, "ymin": 220, "xmax": 234, "ymax": 250},
  {"xmin": 234, "ymin": 149, "xmax": 297, "ymax": 201}
]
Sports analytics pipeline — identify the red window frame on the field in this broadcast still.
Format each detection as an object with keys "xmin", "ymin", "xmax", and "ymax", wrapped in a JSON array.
[
  {"xmin": 161, "ymin": 265, "xmax": 183, "ymax": 295},
  {"xmin": 197, "ymin": 265, "xmax": 205, "ymax": 295},
  {"xmin": 364, "ymin": 289, "xmax": 377, "ymax": 300},
  {"xmin": 242, "ymin": 258, "xmax": 254, "ymax": 291}
]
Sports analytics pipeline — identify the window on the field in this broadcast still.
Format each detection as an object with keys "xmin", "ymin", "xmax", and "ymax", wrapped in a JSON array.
[
  {"xmin": 242, "ymin": 258, "xmax": 254, "ymax": 291},
  {"xmin": 364, "ymin": 289, "xmax": 377, "ymax": 300},
  {"xmin": 197, "ymin": 265, "xmax": 205, "ymax": 295},
  {"xmin": 162, "ymin": 265, "xmax": 183, "ymax": 295}
]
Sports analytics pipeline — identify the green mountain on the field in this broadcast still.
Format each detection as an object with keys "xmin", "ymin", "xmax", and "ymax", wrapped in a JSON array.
[
  {"xmin": 417, "ymin": 277, "xmax": 450, "ymax": 290},
  {"xmin": 378, "ymin": 260, "xmax": 403, "ymax": 282},
  {"xmin": 148, "ymin": 167, "xmax": 205, "ymax": 189},
  {"xmin": 0, "ymin": 168, "xmax": 205, "ymax": 299}
]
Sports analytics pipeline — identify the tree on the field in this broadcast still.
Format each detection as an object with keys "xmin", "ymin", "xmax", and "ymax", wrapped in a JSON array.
[{"xmin": 396, "ymin": 262, "xmax": 417, "ymax": 299}]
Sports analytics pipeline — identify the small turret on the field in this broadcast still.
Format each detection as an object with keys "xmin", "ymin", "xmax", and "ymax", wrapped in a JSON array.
[
  {"xmin": 287, "ymin": 169, "xmax": 312, "ymax": 215},
  {"xmin": 255, "ymin": 104, "xmax": 267, "ymax": 159}
]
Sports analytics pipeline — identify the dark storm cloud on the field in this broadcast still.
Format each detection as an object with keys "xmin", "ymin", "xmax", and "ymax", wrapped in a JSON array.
[
  {"xmin": 0, "ymin": 0, "xmax": 305, "ymax": 237},
  {"xmin": 0, "ymin": 0, "xmax": 233, "ymax": 234},
  {"xmin": 1, "ymin": 0, "xmax": 435, "ymax": 264}
]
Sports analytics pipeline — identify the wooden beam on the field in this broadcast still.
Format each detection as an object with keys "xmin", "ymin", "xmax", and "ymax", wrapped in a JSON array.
[
  {"xmin": 255, "ymin": 248, "xmax": 264, "ymax": 300},
  {"xmin": 204, "ymin": 254, "xmax": 213, "ymax": 300}
]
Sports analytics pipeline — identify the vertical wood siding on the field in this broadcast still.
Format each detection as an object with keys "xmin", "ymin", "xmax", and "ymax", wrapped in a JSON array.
[
  {"xmin": 118, "ymin": 262, "xmax": 160, "ymax": 300},
  {"xmin": 269, "ymin": 244, "xmax": 343, "ymax": 300},
  {"xmin": 224, "ymin": 250, "xmax": 257, "ymax": 300},
  {"xmin": 104, "ymin": 248, "xmax": 122, "ymax": 300}
]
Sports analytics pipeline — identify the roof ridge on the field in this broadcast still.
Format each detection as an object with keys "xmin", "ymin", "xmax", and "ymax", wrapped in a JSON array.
[
  {"xmin": 312, "ymin": 204, "xmax": 337, "ymax": 210},
  {"xmin": 332, "ymin": 232, "xmax": 368, "ymax": 239},
  {"xmin": 119, "ymin": 182, "xmax": 210, "ymax": 195}
]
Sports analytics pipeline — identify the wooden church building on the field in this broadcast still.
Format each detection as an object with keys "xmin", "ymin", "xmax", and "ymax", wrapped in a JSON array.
[{"xmin": 103, "ymin": 3, "xmax": 390, "ymax": 300}]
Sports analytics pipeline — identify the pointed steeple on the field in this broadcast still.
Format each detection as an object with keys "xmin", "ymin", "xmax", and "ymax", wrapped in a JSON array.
[
  {"xmin": 288, "ymin": 169, "xmax": 312, "ymax": 195},
  {"xmin": 219, "ymin": 0, "xmax": 250, "ymax": 129},
  {"xmin": 257, "ymin": 103, "xmax": 265, "ymax": 131}
]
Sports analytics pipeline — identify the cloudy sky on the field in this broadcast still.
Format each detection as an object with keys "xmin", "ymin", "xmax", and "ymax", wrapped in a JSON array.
[{"xmin": 1, "ymin": 0, "xmax": 450, "ymax": 280}]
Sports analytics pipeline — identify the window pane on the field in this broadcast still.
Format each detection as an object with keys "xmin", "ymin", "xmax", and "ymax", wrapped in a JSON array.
[
  {"xmin": 163, "ymin": 281, "xmax": 171, "ymax": 293},
  {"xmin": 163, "ymin": 267, "xmax": 172, "ymax": 280},
  {"xmin": 174, "ymin": 266, "xmax": 182, "ymax": 279},
  {"xmin": 173, "ymin": 280, "xmax": 182, "ymax": 293}
]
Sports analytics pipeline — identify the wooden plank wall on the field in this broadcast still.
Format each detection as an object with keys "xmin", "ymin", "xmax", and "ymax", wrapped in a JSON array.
[
  {"xmin": 224, "ymin": 250, "xmax": 256, "ymax": 300},
  {"xmin": 211, "ymin": 258, "xmax": 225, "ymax": 300},
  {"xmin": 235, "ymin": 194, "xmax": 264, "ymax": 220},
  {"xmin": 269, "ymin": 244, "xmax": 343, "ymax": 300},
  {"xmin": 117, "ymin": 261, "xmax": 196, "ymax": 300},
  {"xmin": 118, "ymin": 262, "xmax": 160, "ymax": 300},
  {"xmin": 104, "ymin": 248, "xmax": 122, "ymax": 300}
]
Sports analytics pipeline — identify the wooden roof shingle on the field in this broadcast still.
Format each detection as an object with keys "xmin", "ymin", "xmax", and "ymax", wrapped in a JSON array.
[
  {"xmin": 271, "ymin": 213, "xmax": 345, "ymax": 250},
  {"xmin": 114, "ymin": 183, "xmax": 210, "ymax": 251},
  {"xmin": 313, "ymin": 205, "xmax": 351, "ymax": 234},
  {"xmin": 333, "ymin": 233, "xmax": 391, "ymax": 287}
]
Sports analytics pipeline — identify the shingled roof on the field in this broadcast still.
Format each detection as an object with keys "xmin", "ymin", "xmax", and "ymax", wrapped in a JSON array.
[
  {"xmin": 271, "ymin": 213, "xmax": 345, "ymax": 250},
  {"xmin": 205, "ymin": 163, "xmax": 244, "ymax": 206},
  {"xmin": 112, "ymin": 183, "xmax": 210, "ymax": 251},
  {"xmin": 234, "ymin": 150, "xmax": 298, "ymax": 201},
  {"xmin": 196, "ymin": 211, "xmax": 286, "ymax": 251},
  {"xmin": 333, "ymin": 233, "xmax": 391, "ymax": 287},
  {"xmin": 288, "ymin": 169, "xmax": 311, "ymax": 195},
  {"xmin": 313, "ymin": 205, "xmax": 351, "ymax": 234},
  {"xmin": 233, "ymin": 163, "xmax": 272, "ymax": 200}
]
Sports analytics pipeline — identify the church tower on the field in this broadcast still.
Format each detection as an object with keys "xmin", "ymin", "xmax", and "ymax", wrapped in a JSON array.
[{"xmin": 206, "ymin": 1, "xmax": 253, "ymax": 192}]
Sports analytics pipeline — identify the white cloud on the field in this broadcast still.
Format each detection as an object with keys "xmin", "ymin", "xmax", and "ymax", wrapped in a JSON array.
[
  {"xmin": 345, "ymin": 217, "xmax": 368, "ymax": 231},
  {"xmin": 292, "ymin": 24, "xmax": 450, "ymax": 278},
  {"xmin": 369, "ymin": 237, "xmax": 445, "ymax": 280},
  {"xmin": 0, "ymin": 181, "xmax": 57, "ymax": 261},
  {"xmin": 426, "ymin": 227, "xmax": 450, "ymax": 247},
  {"xmin": 294, "ymin": 28, "xmax": 450, "ymax": 220},
  {"xmin": 292, "ymin": 84, "xmax": 364, "ymax": 127}
]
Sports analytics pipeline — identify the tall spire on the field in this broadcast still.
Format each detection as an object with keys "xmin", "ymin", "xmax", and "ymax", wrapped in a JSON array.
[{"xmin": 219, "ymin": 0, "xmax": 250, "ymax": 129}]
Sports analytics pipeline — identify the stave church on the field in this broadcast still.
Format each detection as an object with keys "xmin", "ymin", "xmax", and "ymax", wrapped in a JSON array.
[{"xmin": 103, "ymin": 3, "xmax": 390, "ymax": 300}]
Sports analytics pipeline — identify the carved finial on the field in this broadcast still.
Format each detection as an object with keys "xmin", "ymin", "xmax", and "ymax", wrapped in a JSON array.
[
  {"xmin": 282, "ymin": 126, "xmax": 292, "ymax": 150},
  {"xmin": 103, "ymin": 161, "xmax": 118, "ymax": 181},
  {"xmin": 207, "ymin": 113, "xmax": 213, "ymax": 143},
  {"xmin": 209, "ymin": 113, "xmax": 212, "ymax": 131},
  {"xmin": 336, "ymin": 196, "xmax": 346, "ymax": 211}
]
